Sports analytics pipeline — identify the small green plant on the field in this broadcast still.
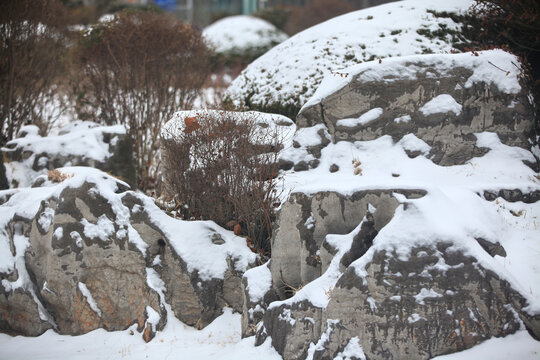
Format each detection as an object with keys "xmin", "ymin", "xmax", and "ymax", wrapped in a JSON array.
[
  {"xmin": 367, "ymin": 15, "xmax": 373, "ymax": 20},
  {"xmin": 390, "ymin": 29, "xmax": 402, "ymax": 35}
]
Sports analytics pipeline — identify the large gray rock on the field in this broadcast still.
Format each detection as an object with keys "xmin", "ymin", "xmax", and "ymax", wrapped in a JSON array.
[
  {"xmin": 256, "ymin": 50, "xmax": 540, "ymax": 360},
  {"xmin": 257, "ymin": 224, "xmax": 539, "ymax": 360},
  {"xmin": 318, "ymin": 244, "xmax": 531, "ymax": 360},
  {"xmin": 297, "ymin": 51, "xmax": 537, "ymax": 167},
  {"xmin": 271, "ymin": 189, "xmax": 425, "ymax": 298},
  {"xmin": 0, "ymin": 168, "xmax": 256, "ymax": 339}
]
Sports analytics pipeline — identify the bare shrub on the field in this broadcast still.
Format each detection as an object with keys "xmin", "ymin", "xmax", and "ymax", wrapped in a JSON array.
[
  {"xmin": 73, "ymin": 10, "xmax": 211, "ymax": 190},
  {"xmin": 47, "ymin": 169, "xmax": 72, "ymax": 183},
  {"xmin": 161, "ymin": 110, "xmax": 283, "ymax": 255},
  {"xmin": 0, "ymin": 0, "xmax": 68, "ymax": 147}
]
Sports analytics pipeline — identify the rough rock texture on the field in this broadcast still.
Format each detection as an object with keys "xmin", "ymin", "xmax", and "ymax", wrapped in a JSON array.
[
  {"xmin": 271, "ymin": 189, "xmax": 425, "ymax": 298},
  {"xmin": 257, "ymin": 236, "xmax": 539, "ymax": 360},
  {"xmin": 296, "ymin": 56, "xmax": 536, "ymax": 167},
  {"xmin": 318, "ymin": 244, "xmax": 530, "ymax": 360},
  {"xmin": 257, "ymin": 300, "xmax": 323, "ymax": 358},
  {"xmin": 1, "ymin": 122, "xmax": 137, "ymax": 188},
  {"xmin": 0, "ymin": 169, "xmax": 255, "ymax": 340}
]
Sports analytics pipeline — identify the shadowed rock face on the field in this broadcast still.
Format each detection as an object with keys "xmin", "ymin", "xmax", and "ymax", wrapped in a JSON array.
[{"xmin": 297, "ymin": 62, "xmax": 535, "ymax": 167}]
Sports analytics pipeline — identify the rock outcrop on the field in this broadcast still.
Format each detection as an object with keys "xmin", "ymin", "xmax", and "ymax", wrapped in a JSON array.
[
  {"xmin": 1, "ymin": 121, "xmax": 137, "ymax": 189},
  {"xmin": 293, "ymin": 50, "xmax": 536, "ymax": 168},
  {"xmin": 244, "ymin": 49, "xmax": 540, "ymax": 360},
  {"xmin": 0, "ymin": 167, "xmax": 257, "ymax": 340}
]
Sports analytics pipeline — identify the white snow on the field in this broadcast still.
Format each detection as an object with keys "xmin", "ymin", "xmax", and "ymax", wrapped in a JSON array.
[
  {"xmin": 244, "ymin": 261, "xmax": 272, "ymax": 303},
  {"xmin": 408, "ymin": 313, "xmax": 426, "ymax": 323},
  {"xmin": 397, "ymin": 134, "xmax": 431, "ymax": 155},
  {"xmin": 0, "ymin": 309, "xmax": 282, "ymax": 360},
  {"xmin": 81, "ymin": 215, "xmax": 115, "ymax": 242},
  {"xmin": 227, "ymin": 0, "xmax": 474, "ymax": 108},
  {"xmin": 394, "ymin": 115, "xmax": 412, "ymax": 123},
  {"xmin": 70, "ymin": 231, "xmax": 83, "ymax": 248},
  {"xmin": 37, "ymin": 206, "xmax": 55, "ymax": 232},
  {"xmin": 334, "ymin": 337, "xmax": 367, "ymax": 360},
  {"xmin": 337, "ymin": 108, "xmax": 383, "ymax": 127},
  {"xmin": 432, "ymin": 330, "xmax": 540, "ymax": 360},
  {"xmin": 145, "ymin": 306, "xmax": 160, "ymax": 332},
  {"xmin": 278, "ymin": 308, "xmax": 296, "ymax": 326},
  {"xmin": 419, "ymin": 94, "xmax": 463, "ymax": 116},
  {"xmin": 414, "ymin": 288, "xmax": 443, "ymax": 305},
  {"xmin": 78, "ymin": 282, "xmax": 102, "ymax": 317},
  {"xmin": 203, "ymin": 15, "xmax": 287, "ymax": 55}
]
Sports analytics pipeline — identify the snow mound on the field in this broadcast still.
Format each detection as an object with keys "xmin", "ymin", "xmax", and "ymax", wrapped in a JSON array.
[
  {"xmin": 203, "ymin": 15, "xmax": 287, "ymax": 56},
  {"xmin": 1, "ymin": 121, "xmax": 127, "ymax": 188},
  {"xmin": 226, "ymin": 0, "xmax": 473, "ymax": 110}
]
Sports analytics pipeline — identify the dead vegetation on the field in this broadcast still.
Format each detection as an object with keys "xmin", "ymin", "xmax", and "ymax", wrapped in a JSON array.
[
  {"xmin": 73, "ymin": 10, "xmax": 211, "ymax": 191},
  {"xmin": 161, "ymin": 110, "xmax": 283, "ymax": 255},
  {"xmin": 47, "ymin": 169, "xmax": 72, "ymax": 183}
]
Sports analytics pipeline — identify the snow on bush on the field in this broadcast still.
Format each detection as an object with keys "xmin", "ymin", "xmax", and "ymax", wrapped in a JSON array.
[
  {"xmin": 226, "ymin": 0, "xmax": 473, "ymax": 114},
  {"xmin": 161, "ymin": 110, "xmax": 295, "ymax": 254},
  {"xmin": 203, "ymin": 15, "xmax": 287, "ymax": 59}
]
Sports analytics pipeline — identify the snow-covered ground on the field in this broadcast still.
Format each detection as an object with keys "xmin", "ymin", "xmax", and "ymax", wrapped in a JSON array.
[
  {"xmin": 203, "ymin": 15, "xmax": 287, "ymax": 55},
  {"xmin": 0, "ymin": 311, "xmax": 538, "ymax": 360},
  {"xmin": 227, "ymin": 0, "xmax": 473, "ymax": 108}
]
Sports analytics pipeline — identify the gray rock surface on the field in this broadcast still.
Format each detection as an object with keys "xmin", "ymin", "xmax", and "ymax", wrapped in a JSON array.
[
  {"xmin": 317, "ymin": 244, "xmax": 530, "ymax": 360},
  {"xmin": 271, "ymin": 190, "xmax": 425, "ymax": 298},
  {"xmin": 297, "ymin": 57, "xmax": 536, "ymax": 167}
]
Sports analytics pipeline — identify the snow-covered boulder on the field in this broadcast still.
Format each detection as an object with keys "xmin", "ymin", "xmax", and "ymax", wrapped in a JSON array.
[
  {"xmin": 242, "ymin": 49, "xmax": 540, "ymax": 358},
  {"xmin": 0, "ymin": 167, "xmax": 257, "ymax": 340},
  {"xmin": 226, "ymin": 0, "xmax": 473, "ymax": 113},
  {"xmin": 295, "ymin": 50, "xmax": 536, "ymax": 166},
  {"xmin": 1, "ymin": 121, "xmax": 136, "ymax": 188},
  {"xmin": 203, "ymin": 15, "xmax": 287, "ymax": 61}
]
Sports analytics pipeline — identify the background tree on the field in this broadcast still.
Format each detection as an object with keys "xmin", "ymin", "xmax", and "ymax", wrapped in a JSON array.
[
  {"xmin": 0, "ymin": 0, "xmax": 68, "ymax": 146},
  {"xmin": 74, "ymin": 10, "xmax": 211, "ymax": 190}
]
